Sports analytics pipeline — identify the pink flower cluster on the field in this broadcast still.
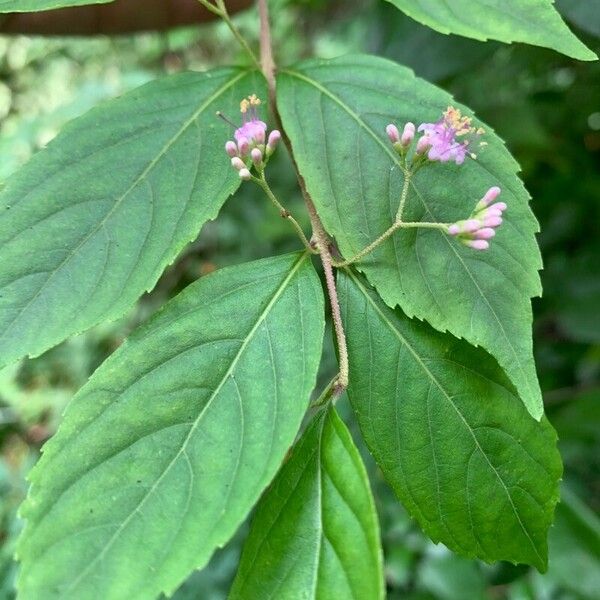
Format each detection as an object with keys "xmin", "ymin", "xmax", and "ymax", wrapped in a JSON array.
[
  {"xmin": 447, "ymin": 187, "xmax": 506, "ymax": 250},
  {"xmin": 386, "ymin": 106, "xmax": 486, "ymax": 166},
  {"xmin": 224, "ymin": 95, "xmax": 281, "ymax": 180}
]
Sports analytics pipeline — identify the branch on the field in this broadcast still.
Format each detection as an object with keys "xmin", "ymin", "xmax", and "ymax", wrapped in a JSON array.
[{"xmin": 258, "ymin": 0, "xmax": 349, "ymax": 395}]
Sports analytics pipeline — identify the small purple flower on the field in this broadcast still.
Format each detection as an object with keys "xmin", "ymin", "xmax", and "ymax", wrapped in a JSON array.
[
  {"xmin": 222, "ymin": 94, "xmax": 281, "ymax": 177},
  {"xmin": 417, "ymin": 106, "xmax": 485, "ymax": 165},
  {"xmin": 447, "ymin": 186, "xmax": 506, "ymax": 250},
  {"xmin": 235, "ymin": 94, "xmax": 267, "ymax": 147}
]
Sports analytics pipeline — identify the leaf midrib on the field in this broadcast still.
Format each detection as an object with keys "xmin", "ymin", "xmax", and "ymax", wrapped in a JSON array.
[
  {"xmin": 59, "ymin": 252, "xmax": 310, "ymax": 596},
  {"xmin": 346, "ymin": 269, "xmax": 543, "ymax": 565}
]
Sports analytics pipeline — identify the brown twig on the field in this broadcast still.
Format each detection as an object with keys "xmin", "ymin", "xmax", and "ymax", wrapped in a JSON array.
[{"xmin": 257, "ymin": 0, "xmax": 349, "ymax": 394}]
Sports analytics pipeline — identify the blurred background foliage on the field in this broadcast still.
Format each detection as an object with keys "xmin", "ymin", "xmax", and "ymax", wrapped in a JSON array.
[{"xmin": 0, "ymin": 0, "xmax": 598, "ymax": 598}]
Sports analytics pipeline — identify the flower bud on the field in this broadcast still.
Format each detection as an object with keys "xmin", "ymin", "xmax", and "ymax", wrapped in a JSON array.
[
  {"xmin": 481, "ymin": 207, "xmax": 503, "ymax": 218},
  {"xmin": 474, "ymin": 227, "xmax": 496, "ymax": 240},
  {"xmin": 386, "ymin": 124, "xmax": 400, "ymax": 144},
  {"xmin": 489, "ymin": 201, "xmax": 507, "ymax": 212},
  {"xmin": 251, "ymin": 147, "xmax": 263, "ymax": 166},
  {"xmin": 266, "ymin": 130, "xmax": 281, "ymax": 156},
  {"xmin": 475, "ymin": 186, "xmax": 501, "ymax": 210},
  {"xmin": 463, "ymin": 219, "xmax": 481, "ymax": 233},
  {"xmin": 231, "ymin": 157, "xmax": 245, "ymax": 171},
  {"xmin": 237, "ymin": 136, "xmax": 250, "ymax": 156},
  {"xmin": 255, "ymin": 127, "xmax": 266, "ymax": 144},
  {"xmin": 447, "ymin": 224, "xmax": 460, "ymax": 235},
  {"xmin": 465, "ymin": 239, "xmax": 490, "ymax": 250},
  {"xmin": 401, "ymin": 122, "xmax": 415, "ymax": 146},
  {"xmin": 483, "ymin": 216, "xmax": 503, "ymax": 228},
  {"xmin": 239, "ymin": 168, "xmax": 251, "ymax": 180},
  {"xmin": 225, "ymin": 141, "xmax": 238, "ymax": 157},
  {"xmin": 416, "ymin": 135, "xmax": 431, "ymax": 155}
]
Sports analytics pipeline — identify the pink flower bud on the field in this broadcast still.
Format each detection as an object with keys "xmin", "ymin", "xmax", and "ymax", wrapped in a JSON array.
[
  {"xmin": 482, "ymin": 207, "xmax": 503, "ymax": 218},
  {"xmin": 489, "ymin": 201, "xmax": 507, "ymax": 212},
  {"xmin": 463, "ymin": 219, "xmax": 482, "ymax": 233},
  {"xmin": 251, "ymin": 147, "xmax": 263, "ymax": 165},
  {"xmin": 416, "ymin": 135, "xmax": 431, "ymax": 155},
  {"xmin": 266, "ymin": 130, "xmax": 281, "ymax": 156},
  {"xmin": 448, "ymin": 224, "xmax": 460, "ymax": 235},
  {"xmin": 225, "ymin": 141, "xmax": 238, "ymax": 157},
  {"xmin": 466, "ymin": 239, "xmax": 490, "ymax": 250},
  {"xmin": 255, "ymin": 127, "xmax": 266, "ymax": 144},
  {"xmin": 231, "ymin": 157, "xmax": 245, "ymax": 171},
  {"xmin": 481, "ymin": 186, "xmax": 501, "ymax": 206},
  {"xmin": 268, "ymin": 129, "xmax": 281, "ymax": 147},
  {"xmin": 401, "ymin": 122, "xmax": 415, "ymax": 146},
  {"xmin": 239, "ymin": 168, "xmax": 251, "ymax": 180},
  {"xmin": 483, "ymin": 216, "xmax": 503, "ymax": 228},
  {"xmin": 386, "ymin": 124, "xmax": 400, "ymax": 144},
  {"xmin": 475, "ymin": 227, "xmax": 496, "ymax": 240},
  {"xmin": 237, "ymin": 137, "xmax": 250, "ymax": 156}
]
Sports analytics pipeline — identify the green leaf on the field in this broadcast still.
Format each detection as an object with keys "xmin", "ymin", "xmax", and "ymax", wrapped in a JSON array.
[
  {"xmin": 338, "ymin": 269, "xmax": 562, "ymax": 571},
  {"xmin": 278, "ymin": 54, "xmax": 544, "ymax": 419},
  {"xmin": 384, "ymin": 0, "xmax": 597, "ymax": 60},
  {"xmin": 17, "ymin": 252, "xmax": 325, "ymax": 600},
  {"xmin": 0, "ymin": 68, "xmax": 265, "ymax": 367},
  {"xmin": 0, "ymin": 0, "xmax": 112, "ymax": 11},
  {"xmin": 230, "ymin": 406, "xmax": 384, "ymax": 600}
]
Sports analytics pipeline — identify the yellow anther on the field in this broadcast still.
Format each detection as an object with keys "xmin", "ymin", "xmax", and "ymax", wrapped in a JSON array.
[
  {"xmin": 248, "ymin": 94, "xmax": 262, "ymax": 106},
  {"xmin": 240, "ymin": 98, "xmax": 250, "ymax": 113}
]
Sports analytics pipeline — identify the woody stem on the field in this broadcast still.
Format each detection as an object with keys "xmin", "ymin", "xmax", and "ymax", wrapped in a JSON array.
[{"xmin": 258, "ymin": 0, "xmax": 349, "ymax": 395}]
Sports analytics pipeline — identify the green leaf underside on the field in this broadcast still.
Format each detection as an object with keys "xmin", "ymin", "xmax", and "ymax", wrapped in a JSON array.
[
  {"xmin": 230, "ymin": 407, "xmax": 384, "ymax": 600},
  {"xmin": 278, "ymin": 54, "xmax": 544, "ymax": 419},
  {"xmin": 17, "ymin": 252, "xmax": 325, "ymax": 600},
  {"xmin": 384, "ymin": 0, "xmax": 596, "ymax": 60},
  {"xmin": 338, "ymin": 269, "xmax": 562, "ymax": 571},
  {"xmin": 0, "ymin": 0, "xmax": 112, "ymax": 12},
  {"xmin": 0, "ymin": 68, "xmax": 265, "ymax": 367}
]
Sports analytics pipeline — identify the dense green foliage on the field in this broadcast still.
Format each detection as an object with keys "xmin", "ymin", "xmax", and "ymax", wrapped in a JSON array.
[
  {"xmin": 0, "ymin": 0, "xmax": 598, "ymax": 599},
  {"xmin": 279, "ymin": 55, "xmax": 543, "ymax": 418},
  {"xmin": 0, "ymin": 69, "xmax": 265, "ymax": 366}
]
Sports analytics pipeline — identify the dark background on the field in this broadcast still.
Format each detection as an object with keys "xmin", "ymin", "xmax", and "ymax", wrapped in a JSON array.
[{"xmin": 0, "ymin": 0, "xmax": 598, "ymax": 597}]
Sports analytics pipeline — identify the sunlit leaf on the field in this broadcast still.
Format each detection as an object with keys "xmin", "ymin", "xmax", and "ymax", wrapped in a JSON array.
[
  {"xmin": 278, "ymin": 54, "xmax": 544, "ymax": 418},
  {"xmin": 17, "ymin": 252, "xmax": 325, "ymax": 600},
  {"xmin": 0, "ymin": 68, "xmax": 265, "ymax": 367}
]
